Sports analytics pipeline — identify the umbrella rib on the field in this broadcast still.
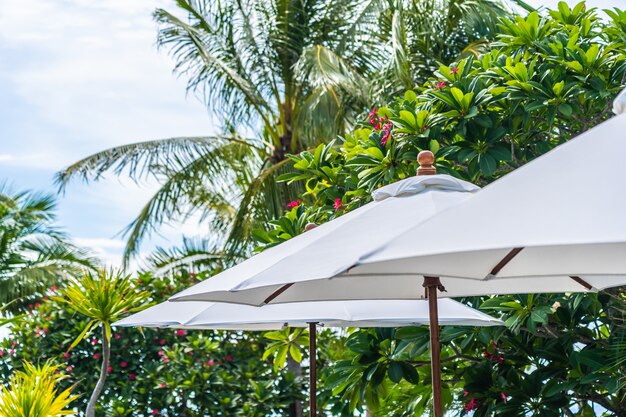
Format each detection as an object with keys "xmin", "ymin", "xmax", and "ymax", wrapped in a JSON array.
[
  {"xmin": 569, "ymin": 276, "xmax": 593, "ymax": 290},
  {"xmin": 489, "ymin": 247, "xmax": 524, "ymax": 277},
  {"xmin": 263, "ymin": 283, "xmax": 294, "ymax": 304}
]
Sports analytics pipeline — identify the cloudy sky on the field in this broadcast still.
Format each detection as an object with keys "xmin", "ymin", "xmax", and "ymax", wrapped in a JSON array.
[{"xmin": 0, "ymin": 0, "xmax": 623, "ymax": 266}]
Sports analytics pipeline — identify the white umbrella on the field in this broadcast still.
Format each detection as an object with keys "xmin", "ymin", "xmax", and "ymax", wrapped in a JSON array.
[
  {"xmin": 114, "ymin": 298, "xmax": 502, "ymax": 416},
  {"xmin": 171, "ymin": 92, "xmax": 626, "ymax": 417}
]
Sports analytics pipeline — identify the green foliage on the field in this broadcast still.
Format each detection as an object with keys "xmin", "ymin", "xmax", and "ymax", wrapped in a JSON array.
[
  {"xmin": 0, "ymin": 185, "xmax": 97, "ymax": 312},
  {"xmin": 263, "ymin": 328, "xmax": 309, "ymax": 371},
  {"xmin": 0, "ymin": 272, "xmax": 303, "ymax": 417},
  {"xmin": 56, "ymin": 269, "xmax": 151, "ymax": 350},
  {"xmin": 0, "ymin": 361, "xmax": 77, "ymax": 417}
]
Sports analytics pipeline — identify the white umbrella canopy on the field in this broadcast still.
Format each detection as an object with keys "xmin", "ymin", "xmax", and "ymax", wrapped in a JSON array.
[
  {"xmin": 169, "ymin": 169, "xmax": 479, "ymax": 305},
  {"xmin": 113, "ymin": 298, "xmax": 503, "ymax": 329},
  {"xmin": 171, "ymin": 95, "xmax": 626, "ymax": 304},
  {"xmin": 114, "ymin": 298, "xmax": 502, "ymax": 417}
]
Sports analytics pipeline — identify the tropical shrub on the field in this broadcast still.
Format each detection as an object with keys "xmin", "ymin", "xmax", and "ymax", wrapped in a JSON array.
[
  {"xmin": 0, "ymin": 361, "xmax": 77, "ymax": 417},
  {"xmin": 0, "ymin": 271, "xmax": 302, "ymax": 417}
]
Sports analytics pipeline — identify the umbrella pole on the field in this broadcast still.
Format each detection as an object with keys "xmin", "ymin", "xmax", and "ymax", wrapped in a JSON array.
[
  {"xmin": 308, "ymin": 322, "xmax": 317, "ymax": 417},
  {"xmin": 423, "ymin": 276, "xmax": 444, "ymax": 417}
]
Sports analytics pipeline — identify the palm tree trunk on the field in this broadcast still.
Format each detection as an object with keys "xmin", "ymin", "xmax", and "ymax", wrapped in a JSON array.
[
  {"xmin": 86, "ymin": 326, "xmax": 110, "ymax": 417},
  {"xmin": 286, "ymin": 354, "xmax": 303, "ymax": 417}
]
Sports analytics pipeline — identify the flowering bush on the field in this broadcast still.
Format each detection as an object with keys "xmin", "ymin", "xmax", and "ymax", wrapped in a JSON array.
[{"xmin": 0, "ymin": 271, "xmax": 301, "ymax": 416}]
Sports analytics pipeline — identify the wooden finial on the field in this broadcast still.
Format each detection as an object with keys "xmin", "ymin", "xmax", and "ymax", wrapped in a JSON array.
[
  {"xmin": 304, "ymin": 223, "xmax": 318, "ymax": 232},
  {"xmin": 417, "ymin": 150, "xmax": 436, "ymax": 176}
]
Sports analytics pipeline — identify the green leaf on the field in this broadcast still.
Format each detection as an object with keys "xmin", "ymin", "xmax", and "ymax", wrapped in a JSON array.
[{"xmin": 388, "ymin": 362, "xmax": 403, "ymax": 383}]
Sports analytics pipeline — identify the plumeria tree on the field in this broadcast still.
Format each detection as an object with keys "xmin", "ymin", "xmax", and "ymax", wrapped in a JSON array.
[{"xmin": 251, "ymin": 2, "xmax": 626, "ymax": 415}]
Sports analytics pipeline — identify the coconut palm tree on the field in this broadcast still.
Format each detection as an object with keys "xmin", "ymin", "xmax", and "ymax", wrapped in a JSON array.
[
  {"xmin": 0, "ymin": 185, "xmax": 97, "ymax": 312},
  {"xmin": 56, "ymin": 0, "xmax": 515, "ymax": 265}
]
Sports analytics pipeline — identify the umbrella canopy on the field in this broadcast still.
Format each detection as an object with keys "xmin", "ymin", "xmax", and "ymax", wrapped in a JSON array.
[
  {"xmin": 115, "ymin": 298, "xmax": 502, "ymax": 417},
  {"xmin": 171, "ymin": 95, "xmax": 626, "ymax": 304},
  {"xmin": 113, "ymin": 298, "xmax": 503, "ymax": 329},
  {"xmin": 169, "ymin": 169, "xmax": 478, "ymax": 305}
]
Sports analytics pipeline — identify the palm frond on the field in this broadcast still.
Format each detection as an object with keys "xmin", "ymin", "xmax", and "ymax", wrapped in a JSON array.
[
  {"xmin": 146, "ymin": 237, "xmax": 224, "ymax": 276},
  {"xmin": 55, "ymin": 136, "xmax": 261, "ymax": 190},
  {"xmin": 120, "ymin": 140, "xmax": 260, "ymax": 265}
]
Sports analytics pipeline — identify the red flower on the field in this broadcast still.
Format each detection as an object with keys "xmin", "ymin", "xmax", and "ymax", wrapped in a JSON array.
[
  {"xmin": 160, "ymin": 383, "xmax": 166, "ymax": 388},
  {"xmin": 162, "ymin": 356, "xmax": 169, "ymax": 363},
  {"xmin": 114, "ymin": 333, "xmax": 121, "ymax": 340},
  {"xmin": 159, "ymin": 339, "xmax": 166, "ymax": 346},
  {"xmin": 129, "ymin": 373, "xmax": 136, "ymax": 380},
  {"xmin": 66, "ymin": 366, "xmax": 73, "ymax": 372},
  {"xmin": 498, "ymin": 356, "xmax": 504, "ymax": 363},
  {"xmin": 121, "ymin": 361, "xmax": 128, "ymax": 368},
  {"xmin": 451, "ymin": 67, "xmax": 459, "ymax": 74},
  {"xmin": 435, "ymin": 81, "xmax": 446, "ymax": 90},
  {"xmin": 35, "ymin": 303, "xmax": 41, "ymax": 308},
  {"xmin": 50, "ymin": 286, "xmax": 57, "ymax": 292},
  {"xmin": 381, "ymin": 131, "xmax": 391, "ymax": 146},
  {"xmin": 152, "ymin": 410, "xmax": 159, "ymax": 415},
  {"xmin": 226, "ymin": 355, "xmax": 233, "ymax": 361},
  {"xmin": 465, "ymin": 397, "xmax": 478, "ymax": 412},
  {"xmin": 333, "ymin": 198, "xmax": 342, "ymax": 210},
  {"xmin": 374, "ymin": 121, "xmax": 381, "ymax": 130},
  {"xmin": 368, "ymin": 107, "xmax": 378, "ymax": 120},
  {"xmin": 158, "ymin": 350, "xmax": 165, "ymax": 357},
  {"xmin": 107, "ymin": 366, "xmax": 113, "ymax": 373},
  {"xmin": 0, "ymin": 350, "xmax": 4, "ymax": 357},
  {"xmin": 208, "ymin": 359, "xmax": 215, "ymax": 366},
  {"xmin": 501, "ymin": 392, "xmax": 507, "ymax": 404},
  {"xmin": 176, "ymin": 330, "xmax": 186, "ymax": 337},
  {"xmin": 11, "ymin": 341, "xmax": 16, "ymax": 347},
  {"xmin": 463, "ymin": 390, "xmax": 469, "ymax": 397},
  {"xmin": 63, "ymin": 352, "xmax": 70, "ymax": 359},
  {"xmin": 287, "ymin": 200, "xmax": 301, "ymax": 208},
  {"xmin": 94, "ymin": 353, "xmax": 100, "ymax": 360},
  {"xmin": 9, "ymin": 349, "xmax": 15, "ymax": 355}
]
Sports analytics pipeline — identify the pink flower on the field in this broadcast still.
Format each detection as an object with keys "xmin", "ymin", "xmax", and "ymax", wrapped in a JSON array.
[
  {"xmin": 29, "ymin": 304, "xmax": 33, "ymax": 310},
  {"xmin": 368, "ymin": 107, "xmax": 377, "ymax": 120},
  {"xmin": 463, "ymin": 390, "xmax": 469, "ymax": 397},
  {"xmin": 159, "ymin": 339, "xmax": 166, "ymax": 346},
  {"xmin": 63, "ymin": 352, "xmax": 70, "ymax": 359},
  {"xmin": 114, "ymin": 333, "xmax": 121, "ymax": 340},
  {"xmin": 50, "ymin": 286, "xmax": 57, "ymax": 292},
  {"xmin": 66, "ymin": 366, "xmax": 72, "ymax": 372},
  {"xmin": 451, "ymin": 67, "xmax": 459, "ymax": 74},
  {"xmin": 160, "ymin": 383, "xmax": 166, "ymax": 388},
  {"xmin": 0, "ymin": 350, "xmax": 4, "ymax": 357},
  {"xmin": 158, "ymin": 350, "xmax": 165, "ymax": 357},
  {"xmin": 176, "ymin": 330, "xmax": 185, "ymax": 337},
  {"xmin": 9, "ymin": 349, "xmax": 14, "ymax": 355},
  {"xmin": 54, "ymin": 369, "xmax": 60, "ymax": 374},
  {"xmin": 498, "ymin": 356, "xmax": 504, "ymax": 363},
  {"xmin": 287, "ymin": 200, "xmax": 301, "ymax": 208},
  {"xmin": 162, "ymin": 356, "xmax": 169, "ymax": 363},
  {"xmin": 435, "ymin": 81, "xmax": 446, "ymax": 90},
  {"xmin": 374, "ymin": 121, "xmax": 381, "ymax": 130},
  {"xmin": 91, "ymin": 339, "xmax": 98, "ymax": 345},
  {"xmin": 94, "ymin": 353, "xmax": 100, "ymax": 359},
  {"xmin": 226, "ymin": 355, "xmax": 233, "ymax": 361},
  {"xmin": 121, "ymin": 361, "xmax": 128, "ymax": 368},
  {"xmin": 501, "ymin": 392, "xmax": 507, "ymax": 404},
  {"xmin": 11, "ymin": 341, "xmax": 16, "ymax": 347},
  {"xmin": 152, "ymin": 410, "xmax": 159, "ymax": 415},
  {"xmin": 381, "ymin": 131, "xmax": 391, "ymax": 146},
  {"xmin": 333, "ymin": 198, "xmax": 342, "ymax": 210},
  {"xmin": 107, "ymin": 366, "xmax": 113, "ymax": 373},
  {"xmin": 208, "ymin": 359, "xmax": 215, "ymax": 366},
  {"xmin": 465, "ymin": 397, "xmax": 478, "ymax": 412},
  {"xmin": 129, "ymin": 373, "xmax": 136, "ymax": 380},
  {"xmin": 35, "ymin": 303, "xmax": 41, "ymax": 308}
]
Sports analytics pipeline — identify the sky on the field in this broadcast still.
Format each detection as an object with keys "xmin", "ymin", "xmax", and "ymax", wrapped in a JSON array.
[{"xmin": 0, "ymin": 0, "xmax": 624, "ymax": 267}]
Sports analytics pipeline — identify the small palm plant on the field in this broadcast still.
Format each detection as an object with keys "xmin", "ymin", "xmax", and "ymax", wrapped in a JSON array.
[
  {"xmin": 0, "ymin": 361, "xmax": 77, "ymax": 417},
  {"xmin": 55, "ymin": 269, "xmax": 151, "ymax": 417}
]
